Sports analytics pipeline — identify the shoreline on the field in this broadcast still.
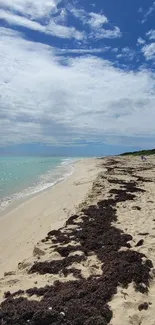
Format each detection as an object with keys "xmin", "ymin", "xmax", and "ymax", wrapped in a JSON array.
[
  {"xmin": 0, "ymin": 157, "xmax": 77, "ymax": 217},
  {"xmin": 0, "ymin": 158, "xmax": 100, "ymax": 277}
]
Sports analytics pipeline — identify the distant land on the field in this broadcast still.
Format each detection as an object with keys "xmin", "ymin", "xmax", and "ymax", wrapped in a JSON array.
[{"xmin": 121, "ymin": 148, "xmax": 155, "ymax": 156}]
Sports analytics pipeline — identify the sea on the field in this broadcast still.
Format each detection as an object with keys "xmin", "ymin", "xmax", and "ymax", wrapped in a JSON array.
[{"xmin": 0, "ymin": 156, "xmax": 77, "ymax": 212}]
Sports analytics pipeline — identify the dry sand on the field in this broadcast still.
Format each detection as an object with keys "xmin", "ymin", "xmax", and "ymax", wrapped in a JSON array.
[
  {"xmin": 0, "ymin": 155, "xmax": 155, "ymax": 325},
  {"xmin": 107, "ymin": 156, "xmax": 155, "ymax": 325}
]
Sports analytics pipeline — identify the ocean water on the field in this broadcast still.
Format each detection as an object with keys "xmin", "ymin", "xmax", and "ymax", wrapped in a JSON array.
[{"xmin": 0, "ymin": 156, "xmax": 76, "ymax": 211}]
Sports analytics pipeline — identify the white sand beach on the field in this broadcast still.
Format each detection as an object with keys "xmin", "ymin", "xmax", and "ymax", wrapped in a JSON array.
[
  {"xmin": 0, "ymin": 158, "xmax": 101, "ymax": 278},
  {"xmin": 0, "ymin": 156, "xmax": 155, "ymax": 325}
]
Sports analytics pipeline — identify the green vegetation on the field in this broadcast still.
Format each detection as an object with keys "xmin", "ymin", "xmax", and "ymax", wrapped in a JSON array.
[{"xmin": 121, "ymin": 149, "xmax": 155, "ymax": 156}]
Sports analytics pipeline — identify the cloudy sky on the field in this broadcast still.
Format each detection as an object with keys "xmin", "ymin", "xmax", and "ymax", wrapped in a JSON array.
[{"xmin": 0, "ymin": 0, "xmax": 155, "ymax": 155}]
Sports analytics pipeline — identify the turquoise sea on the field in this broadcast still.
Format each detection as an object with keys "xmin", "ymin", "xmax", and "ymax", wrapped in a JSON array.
[{"xmin": 0, "ymin": 156, "xmax": 76, "ymax": 211}]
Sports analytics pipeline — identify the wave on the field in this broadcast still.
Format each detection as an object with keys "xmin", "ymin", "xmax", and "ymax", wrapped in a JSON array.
[{"xmin": 0, "ymin": 158, "xmax": 77, "ymax": 212}]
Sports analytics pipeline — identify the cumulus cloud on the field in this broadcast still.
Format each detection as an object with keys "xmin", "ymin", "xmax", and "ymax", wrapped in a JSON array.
[
  {"xmin": 0, "ymin": 0, "xmax": 59, "ymax": 19},
  {"xmin": 137, "ymin": 37, "xmax": 145, "ymax": 45},
  {"xmin": 88, "ymin": 12, "xmax": 108, "ymax": 28},
  {"xmin": 67, "ymin": 5, "xmax": 121, "ymax": 40},
  {"xmin": 119, "ymin": 47, "xmax": 136, "ymax": 61},
  {"xmin": 90, "ymin": 26, "xmax": 121, "ymax": 40},
  {"xmin": 141, "ymin": 30, "xmax": 155, "ymax": 60},
  {"xmin": 0, "ymin": 27, "xmax": 155, "ymax": 146},
  {"xmin": 112, "ymin": 48, "xmax": 118, "ymax": 53},
  {"xmin": 146, "ymin": 29, "xmax": 155, "ymax": 40},
  {"xmin": 141, "ymin": 43, "xmax": 155, "ymax": 60}
]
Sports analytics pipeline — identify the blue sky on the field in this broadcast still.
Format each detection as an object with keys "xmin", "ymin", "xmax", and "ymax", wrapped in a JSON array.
[{"xmin": 0, "ymin": 0, "xmax": 155, "ymax": 156}]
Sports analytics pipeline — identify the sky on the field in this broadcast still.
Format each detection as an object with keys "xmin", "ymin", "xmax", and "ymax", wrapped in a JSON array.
[{"xmin": 0, "ymin": 0, "xmax": 155, "ymax": 156}]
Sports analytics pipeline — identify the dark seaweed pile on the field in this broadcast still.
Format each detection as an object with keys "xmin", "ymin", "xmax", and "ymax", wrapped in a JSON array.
[{"xmin": 0, "ymin": 160, "xmax": 153, "ymax": 325}]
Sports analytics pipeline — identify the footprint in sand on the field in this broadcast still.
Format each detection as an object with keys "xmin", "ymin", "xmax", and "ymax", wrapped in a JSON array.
[
  {"xmin": 5, "ymin": 279, "xmax": 19, "ymax": 286},
  {"xmin": 129, "ymin": 313, "xmax": 142, "ymax": 325},
  {"xmin": 123, "ymin": 301, "xmax": 137, "ymax": 309}
]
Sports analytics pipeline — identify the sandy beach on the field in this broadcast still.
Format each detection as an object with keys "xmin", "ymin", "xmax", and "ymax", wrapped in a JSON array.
[
  {"xmin": 0, "ymin": 158, "xmax": 100, "ymax": 278},
  {"xmin": 0, "ymin": 156, "xmax": 155, "ymax": 325}
]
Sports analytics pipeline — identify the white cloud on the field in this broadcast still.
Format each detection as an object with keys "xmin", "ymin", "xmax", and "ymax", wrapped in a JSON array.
[
  {"xmin": 142, "ymin": 43, "xmax": 155, "ymax": 60},
  {"xmin": 121, "ymin": 47, "xmax": 135, "ymax": 61},
  {"xmin": 0, "ymin": 0, "xmax": 122, "ymax": 42},
  {"xmin": 0, "ymin": 0, "xmax": 59, "ymax": 19},
  {"xmin": 137, "ymin": 37, "xmax": 145, "ymax": 45},
  {"xmin": 0, "ymin": 9, "xmax": 84, "ymax": 40},
  {"xmin": 90, "ymin": 26, "xmax": 121, "ymax": 40},
  {"xmin": 138, "ymin": 7, "xmax": 143, "ymax": 13},
  {"xmin": 67, "ymin": 5, "xmax": 121, "ymax": 40},
  {"xmin": 142, "ymin": 1, "xmax": 155, "ymax": 23},
  {"xmin": 67, "ymin": 6, "xmax": 86, "ymax": 21},
  {"xmin": 116, "ymin": 54, "xmax": 123, "ymax": 59},
  {"xmin": 47, "ymin": 21, "xmax": 84, "ymax": 40},
  {"xmin": 53, "ymin": 8, "xmax": 67, "ymax": 24},
  {"xmin": 57, "ymin": 48, "xmax": 110, "ymax": 54},
  {"xmin": 85, "ymin": 11, "xmax": 121, "ymax": 40},
  {"xmin": 0, "ymin": 9, "xmax": 44, "ymax": 32},
  {"xmin": 112, "ymin": 48, "xmax": 118, "ymax": 53},
  {"xmin": 86, "ymin": 11, "xmax": 121, "ymax": 39},
  {"xmin": 146, "ymin": 29, "xmax": 155, "ymax": 40},
  {"xmin": 88, "ymin": 12, "xmax": 108, "ymax": 28},
  {"xmin": 0, "ymin": 27, "xmax": 155, "ymax": 146}
]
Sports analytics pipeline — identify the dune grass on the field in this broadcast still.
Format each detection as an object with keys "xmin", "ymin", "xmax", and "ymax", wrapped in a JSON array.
[{"xmin": 121, "ymin": 149, "xmax": 155, "ymax": 156}]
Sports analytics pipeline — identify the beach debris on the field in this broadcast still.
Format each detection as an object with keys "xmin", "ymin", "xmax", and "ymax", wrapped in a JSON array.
[
  {"xmin": 65, "ymin": 214, "xmax": 79, "ymax": 226},
  {"xmin": 33, "ymin": 246, "xmax": 45, "ymax": 257},
  {"xmin": 60, "ymin": 311, "xmax": 65, "ymax": 317},
  {"xmin": 4, "ymin": 290, "xmax": 25, "ymax": 299},
  {"xmin": 121, "ymin": 290, "xmax": 128, "ymax": 300},
  {"xmin": 135, "ymin": 239, "xmax": 144, "ymax": 247},
  {"xmin": 84, "ymin": 315, "xmax": 107, "ymax": 325},
  {"xmin": 55, "ymin": 245, "xmax": 82, "ymax": 257},
  {"xmin": 141, "ymin": 156, "xmax": 147, "ymax": 161},
  {"xmin": 18, "ymin": 260, "xmax": 31, "ymax": 270},
  {"xmin": 132, "ymin": 206, "xmax": 141, "ymax": 211},
  {"xmin": 4, "ymin": 271, "xmax": 16, "ymax": 277},
  {"xmin": 138, "ymin": 302, "xmax": 149, "ymax": 311},
  {"xmin": 29, "ymin": 255, "xmax": 85, "ymax": 276},
  {"xmin": 4, "ymin": 291, "xmax": 11, "ymax": 299}
]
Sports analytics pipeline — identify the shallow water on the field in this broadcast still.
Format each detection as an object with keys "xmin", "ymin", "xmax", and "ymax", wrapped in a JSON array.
[{"xmin": 0, "ymin": 156, "xmax": 76, "ymax": 211}]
